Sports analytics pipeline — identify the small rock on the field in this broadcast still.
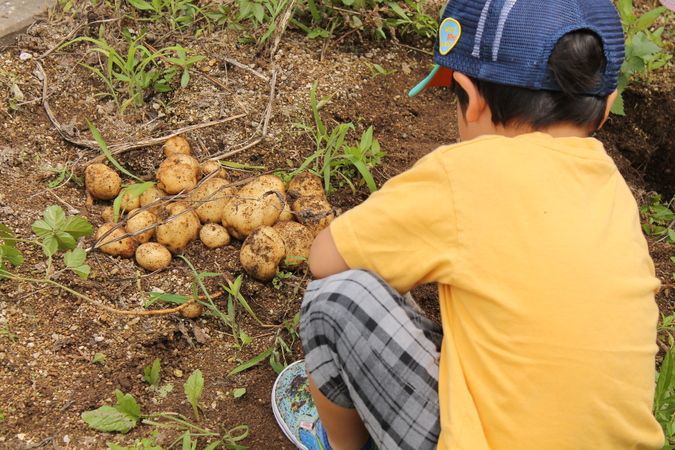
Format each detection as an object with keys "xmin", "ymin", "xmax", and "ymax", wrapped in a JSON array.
[{"xmin": 19, "ymin": 52, "xmax": 32, "ymax": 61}]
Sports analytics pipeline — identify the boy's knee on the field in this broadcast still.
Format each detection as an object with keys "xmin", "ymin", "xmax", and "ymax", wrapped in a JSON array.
[{"xmin": 300, "ymin": 270, "xmax": 383, "ymax": 342}]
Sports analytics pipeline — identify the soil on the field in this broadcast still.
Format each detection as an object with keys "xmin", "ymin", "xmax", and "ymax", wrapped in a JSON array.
[{"xmin": 0, "ymin": 2, "xmax": 673, "ymax": 450}]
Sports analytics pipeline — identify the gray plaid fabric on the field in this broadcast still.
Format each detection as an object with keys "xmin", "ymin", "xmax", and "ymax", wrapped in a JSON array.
[{"xmin": 300, "ymin": 270, "xmax": 442, "ymax": 450}]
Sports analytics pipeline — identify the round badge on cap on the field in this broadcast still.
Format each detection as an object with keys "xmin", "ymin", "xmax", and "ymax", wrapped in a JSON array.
[{"xmin": 439, "ymin": 17, "xmax": 462, "ymax": 55}]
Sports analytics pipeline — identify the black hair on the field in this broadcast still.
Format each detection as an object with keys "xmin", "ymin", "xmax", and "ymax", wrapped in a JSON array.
[{"xmin": 452, "ymin": 31, "xmax": 609, "ymax": 131}]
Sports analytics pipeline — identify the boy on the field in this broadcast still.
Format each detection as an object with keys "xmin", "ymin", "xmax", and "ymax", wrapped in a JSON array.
[{"xmin": 272, "ymin": 0, "xmax": 665, "ymax": 448}]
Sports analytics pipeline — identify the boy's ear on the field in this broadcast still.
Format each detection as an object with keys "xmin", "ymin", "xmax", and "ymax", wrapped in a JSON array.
[
  {"xmin": 597, "ymin": 90, "xmax": 618, "ymax": 130},
  {"xmin": 453, "ymin": 72, "xmax": 487, "ymax": 123}
]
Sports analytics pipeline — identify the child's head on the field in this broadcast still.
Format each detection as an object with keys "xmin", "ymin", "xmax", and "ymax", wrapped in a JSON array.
[{"xmin": 410, "ymin": 0, "xmax": 625, "ymax": 140}]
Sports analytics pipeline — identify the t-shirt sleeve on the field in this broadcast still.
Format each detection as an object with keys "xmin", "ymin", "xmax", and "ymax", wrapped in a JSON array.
[{"xmin": 330, "ymin": 151, "xmax": 459, "ymax": 293}]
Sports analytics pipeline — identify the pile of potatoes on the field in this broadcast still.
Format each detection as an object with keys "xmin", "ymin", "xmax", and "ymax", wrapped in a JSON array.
[{"xmin": 85, "ymin": 135, "xmax": 334, "ymax": 282}]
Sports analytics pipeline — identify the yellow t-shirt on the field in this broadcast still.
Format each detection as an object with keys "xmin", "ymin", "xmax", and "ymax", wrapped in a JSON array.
[{"xmin": 330, "ymin": 132, "xmax": 664, "ymax": 450}]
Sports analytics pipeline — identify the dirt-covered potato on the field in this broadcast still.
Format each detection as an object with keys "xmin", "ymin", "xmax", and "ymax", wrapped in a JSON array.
[
  {"xmin": 278, "ymin": 200, "xmax": 293, "ymax": 222},
  {"xmin": 180, "ymin": 302, "xmax": 203, "ymax": 319},
  {"xmin": 199, "ymin": 223, "xmax": 230, "ymax": 248},
  {"xmin": 101, "ymin": 206, "xmax": 115, "ymax": 223},
  {"xmin": 163, "ymin": 135, "xmax": 191, "ymax": 157},
  {"xmin": 157, "ymin": 163, "xmax": 198, "ymax": 194},
  {"xmin": 292, "ymin": 196, "xmax": 335, "ymax": 236},
  {"xmin": 135, "ymin": 242, "xmax": 172, "ymax": 271},
  {"xmin": 125, "ymin": 209, "xmax": 157, "ymax": 244},
  {"xmin": 95, "ymin": 223, "xmax": 137, "ymax": 258},
  {"xmin": 161, "ymin": 154, "xmax": 201, "ymax": 179},
  {"xmin": 119, "ymin": 190, "xmax": 141, "ymax": 212},
  {"xmin": 287, "ymin": 172, "xmax": 325, "ymax": 202},
  {"xmin": 191, "ymin": 178, "xmax": 236, "ymax": 223},
  {"xmin": 85, "ymin": 164, "xmax": 122, "ymax": 200},
  {"xmin": 273, "ymin": 221, "xmax": 313, "ymax": 267},
  {"xmin": 139, "ymin": 186, "xmax": 166, "ymax": 212},
  {"xmin": 155, "ymin": 203, "xmax": 201, "ymax": 253},
  {"xmin": 222, "ymin": 175, "xmax": 286, "ymax": 239},
  {"xmin": 200, "ymin": 160, "xmax": 228, "ymax": 179},
  {"xmin": 240, "ymin": 226, "xmax": 286, "ymax": 281}
]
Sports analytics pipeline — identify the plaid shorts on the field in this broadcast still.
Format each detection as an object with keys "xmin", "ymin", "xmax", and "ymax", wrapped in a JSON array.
[{"xmin": 300, "ymin": 270, "xmax": 443, "ymax": 450}]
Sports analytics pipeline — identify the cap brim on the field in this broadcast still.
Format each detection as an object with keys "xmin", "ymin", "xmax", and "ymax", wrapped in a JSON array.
[{"xmin": 408, "ymin": 65, "xmax": 454, "ymax": 97}]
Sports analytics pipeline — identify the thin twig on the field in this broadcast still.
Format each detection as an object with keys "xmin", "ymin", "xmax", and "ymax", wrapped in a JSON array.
[
  {"xmin": 269, "ymin": 0, "xmax": 296, "ymax": 59},
  {"xmin": 222, "ymin": 56, "xmax": 269, "ymax": 81}
]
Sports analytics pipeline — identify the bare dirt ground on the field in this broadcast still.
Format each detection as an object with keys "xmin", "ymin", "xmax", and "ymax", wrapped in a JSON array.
[{"xmin": 0, "ymin": 1, "xmax": 673, "ymax": 449}]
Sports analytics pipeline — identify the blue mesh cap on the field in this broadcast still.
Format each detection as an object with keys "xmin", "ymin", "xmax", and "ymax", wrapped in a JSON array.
[{"xmin": 409, "ymin": 0, "xmax": 625, "ymax": 97}]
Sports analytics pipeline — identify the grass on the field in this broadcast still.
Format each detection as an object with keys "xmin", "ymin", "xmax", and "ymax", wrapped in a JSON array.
[
  {"xmin": 62, "ymin": 35, "xmax": 204, "ymax": 112},
  {"xmin": 291, "ymin": 81, "xmax": 383, "ymax": 194}
]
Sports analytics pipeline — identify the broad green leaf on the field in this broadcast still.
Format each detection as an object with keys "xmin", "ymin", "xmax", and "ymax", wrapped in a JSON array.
[
  {"xmin": 634, "ymin": 7, "xmax": 666, "ymax": 32},
  {"xmin": 0, "ymin": 224, "xmax": 16, "ymax": 247},
  {"xmin": 43, "ymin": 205, "xmax": 66, "ymax": 229},
  {"xmin": 610, "ymin": 93, "xmax": 625, "ymax": 116},
  {"xmin": 31, "ymin": 219, "xmax": 52, "ymax": 238},
  {"xmin": 70, "ymin": 264, "xmax": 91, "ymax": 279},
  {"xmin": 92, "ymin": 352, "xmax": 107, "ymax": 364},
  {"xmin": 114, "ymin": 390, "xmax": 141, "ymax": 419},
  {"xmin": 668, "ymin": 229, "xmax": 675, "ymax": 244},
  {"xmin": 232, "ymin": 387, "xmax": 246, "ymax": 398},
  {"xmin": 64, "ymin": 248, "xmax": 87, "ymax": 268},
  {"xmin": 82, "ymin": 405, "xmax": 138, "ymax": 433},
  {"xmin": 143, "ymin": 358, "xmax": 161, "ymax": 386},
  {"xmin": 42, "ymin": 235, "xmax": 59, "ymax": 257},
  {"xmin": 180, "ymin": 70, "xmax": 190, "ymax": 88},
  {"xmin": 54, "ymin": 230, "xmax": 77, "ymax": 250},
  {"xmin": 63, "ymin": 216, "xmax": 94, "ymax": 239},
  {"xmin": 184, "ymin": 369, "xmax": 204, "ymax": 417},
  {"xmin": 0, "ymin": 246, "xmax": 23, "ymax": 266},
  {"xmin": 127, "ymin": 0, "xmax": 154, "ymax": 11}
]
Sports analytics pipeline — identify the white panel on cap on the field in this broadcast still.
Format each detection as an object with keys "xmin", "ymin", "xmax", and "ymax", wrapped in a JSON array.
[
  {"xmin": 492, "ymin": 0, "xmax": 519, "ymax": 61},
  {"xmin": 471, "ymin": 0, "xmax": 494, "ymax": 58}
]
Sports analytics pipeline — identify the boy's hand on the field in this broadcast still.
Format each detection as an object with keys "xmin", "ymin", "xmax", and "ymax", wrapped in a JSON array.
[{"xmin": 309, "ymin": 227, "xmax": 349, "ymax": 279}]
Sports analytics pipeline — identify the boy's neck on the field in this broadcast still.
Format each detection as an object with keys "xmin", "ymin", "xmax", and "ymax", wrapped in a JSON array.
[{"xmin": 495, "ymin": 123, "xmax": 591, "ymax": 139}]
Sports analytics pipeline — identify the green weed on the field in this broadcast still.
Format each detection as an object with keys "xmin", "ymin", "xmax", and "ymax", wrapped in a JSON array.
[
  {"xmin": 292, "ymin": 0, "xmax": 438, "ymax": 41},
  {"xmin": 43, "ymin": 164, "xmax": 83, "ymax": 189},
  {"xmin": 143, "ymin": 358, "xmax": 162, "ymax": 386},
  {"xmin": 272, "ymin": 270, "xmax": 293, "ymax": 289},
  {"xmin": 62, "ymin": 34, "xmax": 204, "ymax": 111},
  {"xmin": 86, "ymin": 384, "xmax": 249, "ymax": 449},
  {"xmin": 640, "ymin": 194, "xmax": 675, "ymax": 242},
  {"xmin": 126, "ymin": 0, "xmax": 207, "ymax": 31},
  {"xmin": 655, "ymin": 346, "xmax": 675, "ymax": 448},
  {"xmin": 292, "ymin": 82, "xmax": 383, "ymax": 193},
  {"xmin": 613, "ymin": 0, "xmax": 671, "ymax": 115}
]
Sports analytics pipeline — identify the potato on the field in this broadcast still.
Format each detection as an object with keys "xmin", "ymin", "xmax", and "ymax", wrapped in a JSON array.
[
  {"xmin": 85, "ymin": 164, "xmax": 122, "ymax": 200},
  {"xmin": 161, "ymin": 154, "xmax": 200, "ymax": 180},
  {"xmin": 119, "ymin": 190, "xmax": 141, "ymax": 212},
  {"xmin": 155, "ymin": 203, "xmax": 201, "ymax": 253},
  {"xmin": 101, "ymin": 206, "xmax": 115, "ymax": 223},
  {"xmin": 287, "ymin": 172, "xmax": 325, "ymax": 202},
  {"xmin": 222, "ymin": 175, "xmax": 286, "ymax": 239},
  {"xmin": 157, "ymin": 163, "xmax": 198, "ymax": 194},
  {"xmin": 200, "ymin": 160, "xmax": 228, "ymax": 179},
  {"xmin": 292, "ymin": 196, "xmax": 334, "ymax": 236},
  {"xmin": 180, "ymin": 302, "xmax": 203, "ymax": 319},
  {"xmin": 135, "ymin": 242, "xmax": 172, "ymax": 271},
  {"xmin": 125, "ymin": 209, "xmax": 157, "ymax": 244},
  {"xmin": 191, "ymin": 178, "xmax": 236, "ymax": 223},
  {"xmin": 273, "ymin": 221, "xmax": 313, "ymax": 267},
  {"xmin": 95, "ymin": 223, "xmax": 137, "ymax": 258},
  {"xmin": 163, "ymin": 135, "xmax": 191, "ymax": 157},
  {"xmin": 278, "ymin": 200, "xmax": 293, "ymax": 222},
  {"xmin": 240, "ymin": 226, "xmax": 286, "ymax": 281},
  {"xmin": 199, "ymin": 223, "xmax": 230, "ymax": 248},
  {"xmin": 139, "ymin": 186, "xmax": 166, "ymax": 212}
]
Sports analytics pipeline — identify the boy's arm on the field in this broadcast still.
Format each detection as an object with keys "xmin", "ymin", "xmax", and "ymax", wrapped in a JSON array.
[
  {"xmin": 308, "ymin": 227, "xmax": 349, "ymax": 279},
  {"xmin": 307, "ymin": 150, "xmax": 458, "ymax": 293}
]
